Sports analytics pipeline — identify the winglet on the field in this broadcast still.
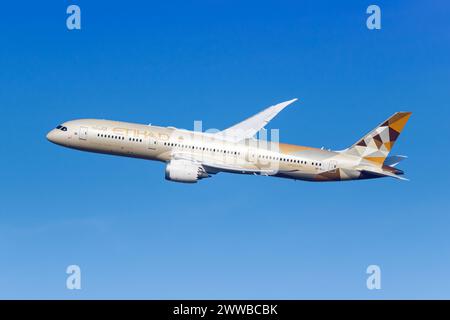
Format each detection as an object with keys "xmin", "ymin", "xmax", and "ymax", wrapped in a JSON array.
[{"xmin": 281, "ymin": 98, "xmax": 298, "ymax": 106}]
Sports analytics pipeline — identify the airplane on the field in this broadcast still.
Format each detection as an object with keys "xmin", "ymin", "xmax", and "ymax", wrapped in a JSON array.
[{"xmin": 46, "ymin": 99, "xmax": 411, "ymax": 183}]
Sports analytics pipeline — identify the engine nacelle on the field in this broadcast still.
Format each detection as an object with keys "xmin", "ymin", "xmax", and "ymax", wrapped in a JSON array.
[{"xmin": 165, "ymin": 160, "xmax": 209, "ymax": 183}]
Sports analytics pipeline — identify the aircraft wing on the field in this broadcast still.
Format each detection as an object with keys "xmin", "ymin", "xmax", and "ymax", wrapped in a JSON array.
[
  {"xmin": 171, "ymin": 152, "xmax": 276, "ymax": 175},
  {"xmin": 217, "ymin": 98, "xmax": 298, "ymax": 142},
  {"xmin": 201, "ymin": 162, "xmax": 276, "ymax": 175}
]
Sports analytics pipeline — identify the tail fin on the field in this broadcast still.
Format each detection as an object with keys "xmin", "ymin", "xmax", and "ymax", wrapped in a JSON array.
[{"xmin": 343, "ymin": 112, "xmax": 412, "ymax": 166}]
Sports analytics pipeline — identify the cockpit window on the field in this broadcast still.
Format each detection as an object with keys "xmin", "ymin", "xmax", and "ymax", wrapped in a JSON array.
[{"xmin": 56, "ymin": 125, "xmax": 67, "ymax": 131}]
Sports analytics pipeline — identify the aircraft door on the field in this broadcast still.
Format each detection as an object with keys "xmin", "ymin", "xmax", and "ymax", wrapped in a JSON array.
[
  {"xmin": 246, "ymin": 143, "xmax": 257, "ymax": 164},
  {"xmin": 79, "ymin": 126, "xmax": 88, "ymax": 140},
  {"xmin": 328, "ymin": 160, "xmax": 338, "ymax": 173},
  {"xmin": 148, "ymin": 135, "xmax": 157, "ymax": 150}
]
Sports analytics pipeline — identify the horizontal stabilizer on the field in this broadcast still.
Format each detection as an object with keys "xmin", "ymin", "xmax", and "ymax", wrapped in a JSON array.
[
  {"xmin": 356, "ymin": 166, "xmax": 409, "ymax": 181},
  {"xmin": 384, "ymin": 155, "xmax": 407, "ymax": 167}
]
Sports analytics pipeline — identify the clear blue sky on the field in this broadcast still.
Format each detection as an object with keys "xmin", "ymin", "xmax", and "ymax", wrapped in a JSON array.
[{"xmin": 1, "ymin": 0, "xmax": 449, "ymax": 299}]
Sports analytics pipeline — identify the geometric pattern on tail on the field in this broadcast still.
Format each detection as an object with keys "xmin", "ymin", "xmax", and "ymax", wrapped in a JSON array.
[{"xmin": 344, "ymin": 112, "xmax": 412, "ymax": 166}]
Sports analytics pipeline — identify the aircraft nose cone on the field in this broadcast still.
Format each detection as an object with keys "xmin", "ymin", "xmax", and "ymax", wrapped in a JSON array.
[{"xmin": 46, "ymin": 129, "xmax": 60, "ymax": 144}]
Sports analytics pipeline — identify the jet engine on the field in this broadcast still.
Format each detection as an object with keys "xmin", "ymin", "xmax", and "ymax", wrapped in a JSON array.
[{"xmin": 165, "ymin": 159, "xmax": 209, "ymax": 183}]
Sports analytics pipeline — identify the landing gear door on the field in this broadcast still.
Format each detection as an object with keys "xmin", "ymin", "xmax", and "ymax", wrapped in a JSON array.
[{"xmin": 79, "ymin": 126, "xmax": 88, "ymax": 140}]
